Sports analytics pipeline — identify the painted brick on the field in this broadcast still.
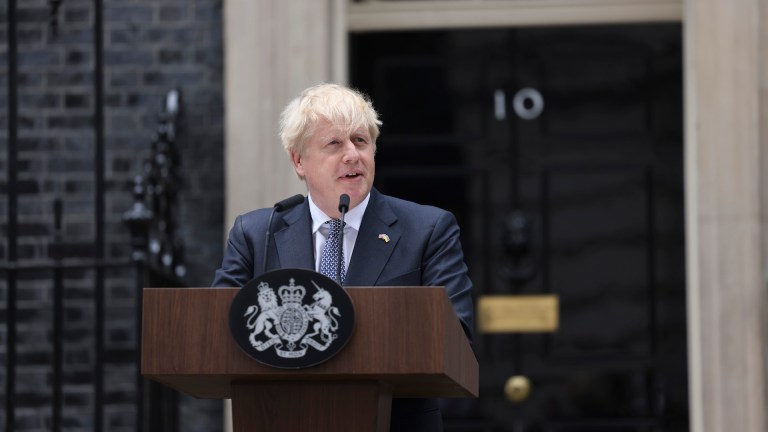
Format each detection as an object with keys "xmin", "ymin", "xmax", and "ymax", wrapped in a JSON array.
[
  {"xmin": 16, "ymin": 7, "xmax": 49, "ymax": 23},
  {"xmin": 145, "ymin": 28, "xmax": 204, "ymax": 44},
  {"xmin": 17, "ymin": 71, "xmax": 45, "ymax": 86},
  {"xmin": 15, "ymin": 180, "xmax": 41, "ymax": 194},
  {"xmin": 51, "ymin": 28, "xmax": 93, "ymax": 45},
  {"xmin": 63, "ymin": 371, "xmax": 93, "ymax": 386},
  {"xmin": 18, "ymin": 114, "xmax": 42, "ymax": 128},
  {"xmin": 17, "ymin": 223, "xmax": 51, "ymax": 236},
  {"xmin": 108, "ymin": 71, "xmax": 138, "ymax": 87},
  {"xmin": 104, "ymin": 6, "xmax": 154, "ymax": 23},
  {"xmin": 104, "ymin": 49, "xmax": 153, "ymax": 66},
  {"xmin": 103, "ymin": 92, "xmax": 122, "ymax": 107},
  {"xmin": 14, "ymin": 412, "xmax": 45, "ymax": 429},
  {"xmin": 18, "ymin": 137, "xmax": 54, "ymax": 151},
  {"xmin": 64, "ymin": 8, "xmax": 92, "ymax": 24},
  {"xmin": 17, "ymin": 49, "xmax": 61, "ymax": 67},
  {"xmin": 19, "ymin": 93, "xmax": 61, "ymax": 109},
  {"xmin": 159, "ymin": 6, "xmax": 187, "ymax": 22},
  {"xmin": 16, "ymin": 244, "xmax": 40, "ymax": 259},
  {"xmin": 64, "ymin": 179, "xmax": 93, "ymax": 194},
  {"xmin": 65, "ymin": 50, "xmax": 91, "ymax": 66},
  {"xmin": 17, "ymin": 28, "xmax": 44, "ymax": 44},
  {"xmin": 17, "ymin": 157, "xmax": 45, "ymax": 173},
  {"xmin": 2, "ymin": 0, "xmax": 225, "ymax": 429},
  {"xmin": 47, "ymin": 71, "xmax": 94, "ymax": 86},
  {"xmin": 48, "ymin": 242, "xmax": 95, "ymax": 258},
  {"xmin": 157, "ymin": 48, "xmax": 183, "ymax": 64},
  {"xmin": 64, "ymin": 388, "xmax": 92, "ymax": 406},
  {"xmin": 62, "ymin": 411, "xmax": 91, "ymax": 428},
  {"xmin": 46, "ymin": 115, "xmax": 94, "ymax": 129},
  {"xmin": 16, "ymin": 350, "xmax": 52, "ymax": 366},
  {"xmin": 47, "ymin": 157, "xmax": 94, "ymax": 172},
  {"xmin": 64, "ymin": 93, "xmax": 90, "ymax": 109},
  {"xmin": 109, "ymin": 28, "xmax": 139, "ymax": 45}
]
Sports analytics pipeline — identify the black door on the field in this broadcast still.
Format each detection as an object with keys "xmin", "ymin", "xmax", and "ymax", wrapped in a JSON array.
[{"xmin": 351, "ymin": 24, "xmax": 686, "ymax": 432}]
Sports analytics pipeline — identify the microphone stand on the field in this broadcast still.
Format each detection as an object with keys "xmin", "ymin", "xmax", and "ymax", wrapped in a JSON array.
[
  {"xmin": 337, "ymin": 194, "xmax": 350, "ymax": 286},
  {"xmin": 263, "ymin": 194, "xmax": 304, "ymax": 274}
]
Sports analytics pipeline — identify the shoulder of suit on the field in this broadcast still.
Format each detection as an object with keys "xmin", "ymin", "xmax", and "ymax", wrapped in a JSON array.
[
  {"xmin": 239, "ymin": 207, "xmax": 273, "ymax": 221},
  {"xmin": 377, "ymin": 193, "xmax": 450, "ymax": 219},
  {"xmin": 238, "ymin": 201, "xmax": 309, "ymax": 228},
  {"xmin": 233, "ymin": 207, "xmax": 274, "ymax": 231}
]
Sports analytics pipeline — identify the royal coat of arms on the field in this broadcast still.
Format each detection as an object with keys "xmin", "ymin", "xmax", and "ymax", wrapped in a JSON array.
[
  {"xmin": 245, "ymin": 279, "xmax": 341, "ymax": 357},
  {"xmin": 229, "ymin": 269, "xmax": 355, "ymax": 369}
]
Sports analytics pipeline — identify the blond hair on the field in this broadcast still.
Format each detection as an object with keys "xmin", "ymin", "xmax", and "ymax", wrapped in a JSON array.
[{"xmin": 279, "ymin": 84, "xmax": 382, "ymax": 156}]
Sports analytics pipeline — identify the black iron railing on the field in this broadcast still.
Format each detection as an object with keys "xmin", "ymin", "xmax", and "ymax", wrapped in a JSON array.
[{"xmin": 1, "ymin": 90, "xmax": 186, "ymax": 432}]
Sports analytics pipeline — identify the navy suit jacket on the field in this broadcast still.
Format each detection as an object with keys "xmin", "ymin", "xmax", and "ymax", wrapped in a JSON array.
[{"xmin": 212, "ymin": 188, "xmax": 475, "ymax": 431}]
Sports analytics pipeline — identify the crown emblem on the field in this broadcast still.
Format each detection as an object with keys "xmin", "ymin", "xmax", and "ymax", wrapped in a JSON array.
[
  {"xmin": 257, "ymin": 281, "xmax": 270, "ymax": 291},
  {"xmin": 278, "ymin": 278, "xmax": 306, "ymax": 304}
]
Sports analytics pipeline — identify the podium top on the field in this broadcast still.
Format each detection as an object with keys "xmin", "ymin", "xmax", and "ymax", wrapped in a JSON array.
[{"xmin": 141, "ymin": 287, "xmax": 478, "ymax": 399}]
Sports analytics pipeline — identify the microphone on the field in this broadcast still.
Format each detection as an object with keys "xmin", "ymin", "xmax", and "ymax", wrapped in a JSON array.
[
  {"xmin": 338, "ymin": 194, "xmax": 350, "ymax": 213},
  {"xmin": 336, "ymin": 194, "xmax": 350, "ymax": 285},
  {"xmin": 274, "ymin": 194, "xmax": 305, "ymax": 212},
  {"xmin": 263, "ymin": 194, "xmax": 305, "ymax": 274}
]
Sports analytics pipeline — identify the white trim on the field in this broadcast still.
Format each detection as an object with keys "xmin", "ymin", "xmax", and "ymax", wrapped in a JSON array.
[
  {"xmin": 348, "ymin": 0, "xmax": 683, "ymax": 31},
  {"xmin": 332, "ymin": 0, "xmax": 349, "ymax": 85},
  {"xmin": 684, "ymin": 0, "xmax": 767, "ymax": 430},
  {"xmin": 683, "ymin": 1, "xmax": 702, "ymax": 427}
]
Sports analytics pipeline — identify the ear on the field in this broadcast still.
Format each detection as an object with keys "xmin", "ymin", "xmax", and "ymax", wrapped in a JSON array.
[{"xmin": 291, "ymin": 150, "xmax": 305, "ymax": 177}]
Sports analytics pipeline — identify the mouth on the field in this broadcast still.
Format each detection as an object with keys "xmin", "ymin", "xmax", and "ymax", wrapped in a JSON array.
[{"xmin": 341, "ymin": 171, "xmax": 363, "ymax": 180}]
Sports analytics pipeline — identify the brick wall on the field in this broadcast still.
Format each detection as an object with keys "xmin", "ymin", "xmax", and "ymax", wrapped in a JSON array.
[{"xmin": 0, "ymin": 0, "xmax": 225, "ymax": 430}]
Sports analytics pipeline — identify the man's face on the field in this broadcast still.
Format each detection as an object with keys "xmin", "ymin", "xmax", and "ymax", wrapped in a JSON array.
[{"xmin": 291, "ymin": 121, "xmax": 375, "ymax": 217}]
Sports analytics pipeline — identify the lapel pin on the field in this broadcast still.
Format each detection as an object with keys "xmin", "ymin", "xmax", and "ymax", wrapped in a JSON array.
[{"xmin": 378, "ymin": 234, "xmax": 390, "ymax": 243}]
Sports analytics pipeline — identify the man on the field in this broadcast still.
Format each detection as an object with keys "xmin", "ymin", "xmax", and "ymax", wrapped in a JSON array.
[{"xmin": 213, "ymin": 83, "xmax": 474, "ymax": 431}]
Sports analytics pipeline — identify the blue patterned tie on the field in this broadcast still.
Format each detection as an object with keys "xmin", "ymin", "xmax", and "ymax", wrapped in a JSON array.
[{"xmin": 319, "ymin": 219, "xmax": 345, "ymax": 284}]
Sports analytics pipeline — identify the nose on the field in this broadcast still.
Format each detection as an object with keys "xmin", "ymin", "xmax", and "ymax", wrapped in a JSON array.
[{"xmin": 341, "ymin": 139, "xmax": 359, "ymax": 163}]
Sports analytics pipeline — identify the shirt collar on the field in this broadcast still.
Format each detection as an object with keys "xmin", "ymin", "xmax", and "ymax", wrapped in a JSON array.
[{"xmin": 309, "ymin": 192, "xmax": 370, "ymax": 234}]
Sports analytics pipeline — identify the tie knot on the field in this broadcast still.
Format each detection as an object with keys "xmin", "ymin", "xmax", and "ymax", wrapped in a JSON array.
[{"xmin": 325, "ymin": 219, "xmax": 344, "ymax": 235}]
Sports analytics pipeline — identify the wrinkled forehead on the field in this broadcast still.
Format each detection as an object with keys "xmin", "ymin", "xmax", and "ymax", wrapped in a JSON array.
[{"xmin": 311, "ymin": 118, "xmax": 371, "ymax": 139}]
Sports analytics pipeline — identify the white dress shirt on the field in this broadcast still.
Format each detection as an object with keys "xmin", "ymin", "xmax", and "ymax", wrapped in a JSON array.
[{"xmin": 308, "ymin": 193, "xmax": 370, "ymax": 273}]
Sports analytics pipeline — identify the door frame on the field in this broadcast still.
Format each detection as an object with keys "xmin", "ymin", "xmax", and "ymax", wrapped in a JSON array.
[{"xmin": 223, "ymin": 1, "xmax": 768, "ymax": 431}]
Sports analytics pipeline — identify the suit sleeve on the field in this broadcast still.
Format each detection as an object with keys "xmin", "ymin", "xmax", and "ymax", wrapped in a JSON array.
[
  {"xmin": 422, "ymin": 211, "xmax": 475, "ymax": 342},
  {"xmin": 211, "ymin": 215, "xmax": 255, "ymax": 287}
]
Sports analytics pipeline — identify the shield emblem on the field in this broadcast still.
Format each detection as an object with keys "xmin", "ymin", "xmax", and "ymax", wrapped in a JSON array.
[{"xmin": 276, "ymin": 304, "xmax": 309, "ymax": 344}]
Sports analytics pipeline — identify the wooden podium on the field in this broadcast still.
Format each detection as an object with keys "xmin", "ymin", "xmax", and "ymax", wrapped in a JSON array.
[{"xmin": 141, "ymin": 287, "xmax": 478, "ymax": 432}]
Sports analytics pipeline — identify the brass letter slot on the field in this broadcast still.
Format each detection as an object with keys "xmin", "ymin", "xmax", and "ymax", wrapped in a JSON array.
[{"xmin": 477, "ymin": 295, "xmax": 559, "ymax": 333}]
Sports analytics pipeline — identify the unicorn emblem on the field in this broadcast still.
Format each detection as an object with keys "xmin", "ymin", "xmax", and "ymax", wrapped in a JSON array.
[{"xmin": 304, "ymin": 282, "xmax": 341, "ymax": 345}]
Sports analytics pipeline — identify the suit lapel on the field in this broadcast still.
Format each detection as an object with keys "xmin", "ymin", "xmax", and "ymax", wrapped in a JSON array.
[
  {"xmin": 273, "ymin": 201, "xmax": 315, "ymax": 271},
  {"xmin": 345, "ymin": 190, "xmax": 400, "ymax": 286}
]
